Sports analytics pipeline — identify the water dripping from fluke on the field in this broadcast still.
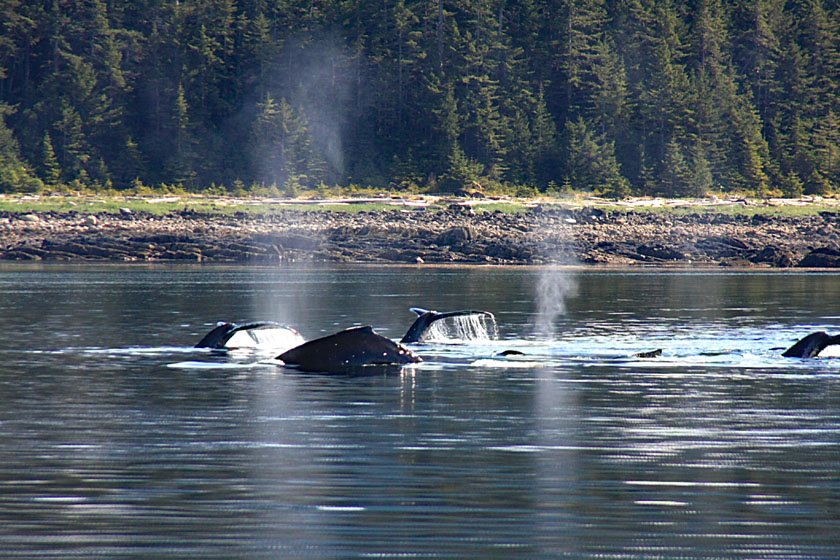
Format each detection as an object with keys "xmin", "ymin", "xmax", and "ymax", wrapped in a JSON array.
[
  {"xmin": 420, "ymin": 312, "xmax": 499, "ymax": 343},
  {"xmin": 401, "ymin": 308, "xmax": 499, "ymax": 344}
]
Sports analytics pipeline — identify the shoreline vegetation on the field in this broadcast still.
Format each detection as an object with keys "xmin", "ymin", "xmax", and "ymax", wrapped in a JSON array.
[{"xmin": 1, "ymin": 193, "xmax": 839, "ymax": 268}]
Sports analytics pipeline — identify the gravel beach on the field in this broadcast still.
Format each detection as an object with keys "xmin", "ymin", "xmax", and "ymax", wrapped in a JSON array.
[{"xmin": 1, "ymin": 199, "xmax": 838, "ymax": 267}]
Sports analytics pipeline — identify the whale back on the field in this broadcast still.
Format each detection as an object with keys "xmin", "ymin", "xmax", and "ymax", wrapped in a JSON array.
[{"xmin": 279, "ymin": 326, "xmax": 421, "ymax": 373}]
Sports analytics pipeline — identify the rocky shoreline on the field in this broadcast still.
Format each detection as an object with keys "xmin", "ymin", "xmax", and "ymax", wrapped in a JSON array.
[{"xmin": 1, "ymin": 203, "xmax": 839, "ymax": 267}]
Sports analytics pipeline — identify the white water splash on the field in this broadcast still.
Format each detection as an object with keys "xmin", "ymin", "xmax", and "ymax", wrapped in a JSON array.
[
  {"xmin": 421, "ymin": 313, "xmax": 499, "ymax": 343},
  {"xmin": 224, "ymin": 326, "xmax": 304, "ymax": 353}
]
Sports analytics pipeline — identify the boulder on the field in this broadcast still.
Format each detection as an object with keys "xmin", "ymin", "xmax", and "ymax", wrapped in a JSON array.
[
  {"xmin": 750, "ymin": 245, "xmax": 795, "ymax": 267},
  {"xmin": 796, "ymin": 247, "xmax": 840, "ymax": 268},
  {"xmin": 434, "ymin": 226, "xmax": 474, "ymax": 246}
]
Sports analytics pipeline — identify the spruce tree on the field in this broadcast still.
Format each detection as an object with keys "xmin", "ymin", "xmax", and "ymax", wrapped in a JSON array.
[
  {"xmin": 659, "ymin": 138, "xmax": 693, "ymax": 197},
  {"xmin": 171, "ymin": 83, "xmax": 197, "ymax": 188},
  {"xmin": 0, "ymin": 104, "xmax": 42, "ymax": 193},
  {"xmin": 39, "ymin": 132, "xmax": 60, "ymax": 185},
  {"xmin": 563, "ymin": 116, "xmax": 629, "ymax": 195}
]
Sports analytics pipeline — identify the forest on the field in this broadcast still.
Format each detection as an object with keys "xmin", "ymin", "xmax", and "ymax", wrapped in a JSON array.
[{"xmin": 0, "ymin": 0, "xmax": 839, "ymax": 198}]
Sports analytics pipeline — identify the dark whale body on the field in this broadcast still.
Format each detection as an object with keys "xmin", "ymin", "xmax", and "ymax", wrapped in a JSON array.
[
  {"xmin": 279, "ymin": 326, "xmax": 421, "ymax": 373},
  {"xmin": 782, "ymin": 331, "xmax": 840, "ymax": 358},
  {"xmin": 400, "ymin": 307, "xmax": 495, "ymax": 344}
]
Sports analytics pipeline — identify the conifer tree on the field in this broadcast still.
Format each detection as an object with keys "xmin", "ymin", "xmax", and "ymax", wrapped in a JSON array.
[
  {"xmin": 171, "ymin": 83, "xmax": 197, "ymax": 188},
  {"xmin": 659, "ymin": 138, "xmax": 693, "ymax": 197},
  {"xmin": 39, "ymin": 131, "xmax": 60, "ymax": 186},
  {"xmin": 563, "ymin": 116, "xmax": 628, "ymax": 195},
  {"xmin": 0, "ymin": 104, "xmax": 41, "ymax": 192},
  {"xmin": 690, "ymin": 142, "xmax": 714, "ymax": 196},
  {"xmin": 0, "ymin": 0, "xmax": 838, "ymax": 196}
]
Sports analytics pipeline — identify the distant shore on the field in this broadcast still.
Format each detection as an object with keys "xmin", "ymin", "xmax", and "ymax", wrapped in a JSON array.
[{"xmin": 1, "ymin": 195, "xmax": 839, "ymax": 267}]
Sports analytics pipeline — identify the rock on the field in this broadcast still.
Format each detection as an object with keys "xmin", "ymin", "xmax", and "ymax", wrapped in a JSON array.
[
  {"xmin": 0, "ymin": 201, "xmax": 835, "ymax": 266},
  {"xmin": 636, "ymin": 244, "xmax": 686, "ymax": 261},
  {"xmin": 720, "ymin": 258, "xmax": 755, "ymax": 267},
  {"xmin": 796, "ymin": 247, "xmax": 840, "ymax": 268},
  {"xmin": 750, "ymin": 245, "xmax": 795, "ymax": 267},
  {"xmin": 434, "ymin": 226, "xmax": 474, "ymax": 246},
  {"xmin": 776, "ymin": 253, "xmax": 795, "ymax": 267}
]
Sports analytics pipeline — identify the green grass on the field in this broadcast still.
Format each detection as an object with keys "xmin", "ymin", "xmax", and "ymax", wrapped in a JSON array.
[
  {"xmin": 602, "ymin": 202, "xmax": 839, "ymax": 217},
  {"xmin": 471, "ymin": 202, "xmax": 532, "ymax": 214},
  {"xmin": 0, "ymin": 195, "xmax": 445, "ymax": 216},
  {"xmin": 0, "ymin": 193, "xmax": 837, "ymax": 217}
]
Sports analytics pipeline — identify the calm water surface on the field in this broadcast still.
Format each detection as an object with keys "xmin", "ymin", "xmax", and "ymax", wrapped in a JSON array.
[{"xmin": 0, "ymin": 264, "xmax": 838, "ymax": 559}]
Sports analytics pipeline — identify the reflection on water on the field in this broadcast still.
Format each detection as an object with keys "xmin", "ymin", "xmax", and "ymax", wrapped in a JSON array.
[{"xmin": 0, "ymin": 265, "xmax": 838, "ymax": 559}]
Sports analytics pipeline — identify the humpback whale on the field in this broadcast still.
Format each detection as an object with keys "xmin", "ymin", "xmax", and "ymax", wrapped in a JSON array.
[
  {"xmin": 400, "ymin": 307, "xmax": 496, "ymax": 343},
  {"xmin": 195, "ymin": 321, "xmax": 304, "ymax": 352},
  {"xmin": 782, "ymin": 331, "xmax": 840, "ymax": 358},
  {"xmin": 278, "ymin": 326, "xmax": 421, "ymax": 373}
]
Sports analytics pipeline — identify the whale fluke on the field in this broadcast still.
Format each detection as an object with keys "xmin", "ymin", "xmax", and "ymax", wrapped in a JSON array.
[
  {"xmin": 195, "ymin": 321, "xmax": 304, "ymax": 351},
  {"xmin": 782, "ymin": 331, "xmax": 840, "ymax": 358},
  {"xmin": 400, "ymin": 307, "xmax": 495, "ymax": 343},
  {"xmin": 278, "ymin": 326, "xmax": 421, "ymax": 373}
]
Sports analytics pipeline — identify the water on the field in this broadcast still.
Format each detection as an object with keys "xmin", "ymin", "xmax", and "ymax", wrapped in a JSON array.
[
  {"xmin": 419, "ymin": 312, "xmax": 499, "ymax": 343},
  {"xmin": 0, "ymin": 264, "xmax": 838, "ymax": 559}
]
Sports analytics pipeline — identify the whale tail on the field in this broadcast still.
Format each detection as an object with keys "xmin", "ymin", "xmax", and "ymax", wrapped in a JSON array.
[
  {"xmin": 400, "ymin": 307, "xmax": 495, "ymax": 343},
  {"xmin": 782, "ymin": 331, "xmax": 840, "ymax": 358},
  {"xmin": 195, "ymin": 321, "xmax": 303, "ymax": 351}
]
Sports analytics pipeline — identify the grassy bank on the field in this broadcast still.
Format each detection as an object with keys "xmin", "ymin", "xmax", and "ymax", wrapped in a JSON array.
[{"xmin": 1, "ymin": 192, "xmax": 839, "ymax": 218}]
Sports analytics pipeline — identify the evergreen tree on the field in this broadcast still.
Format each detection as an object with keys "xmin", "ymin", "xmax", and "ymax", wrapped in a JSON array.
[
  {"xmin": 560, "ymin": 0, "xmax": 609, "ymax": 119},
  {"xmin": 563, "ymin": 116, "xmax": 629, "ymax": 195},
  {"xmin": 170, "ymin": 83, "xmax": 197, "ymax": 188},
  {"xmin": 690, "ymin": 141, "xmax": 714, "ymax": 195},
  {"xmin": 250, "ymin": 94, "xmax": 326, "ymax": 190},
  {"xmin": 0, "ymin": 104, "xmax": 41, "ymax": 192},
  {"xmin": 659, "ymin": 138, "xmax": 693, "ymax": 197},
  {"xmin": 39, "ymin": 131, "xmax": 60, "ymax": 185},
  {"xmin": 0, "ymin": 0, "xmax": 838, "ymax": 196},
  {"xmin": 440, "ymin": 142, "xmax": 484, "ymax": 192}
]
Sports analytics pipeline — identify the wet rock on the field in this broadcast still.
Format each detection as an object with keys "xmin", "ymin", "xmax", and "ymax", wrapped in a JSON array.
[
  {"xmin": 750, "ymin": 245, "xmax": 795, "ymax": 267},
  {"xmin": 0, "ymin": 201, "xmax": 837, "ymax": 266},
  {"xmin": 720, "ymin": 258, "xmax": 755, "ymax": 267},
  {"xmin": 636, "ymin": 244, "xmax": 686, "ymax": 261},
  {"xmin": 2, "ymin": 250, "xmax": 43, "ymax": 260},
  {"xmin": 796, "ymin": 247, "xmax": 840, "ymax": 268}
]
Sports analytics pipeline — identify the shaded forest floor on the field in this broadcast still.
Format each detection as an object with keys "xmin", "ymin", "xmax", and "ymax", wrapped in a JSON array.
[{"xmin": 1, "ymin": 194, "xmax": 839, "ymax": 267}]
